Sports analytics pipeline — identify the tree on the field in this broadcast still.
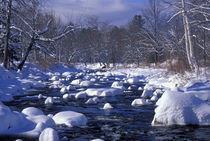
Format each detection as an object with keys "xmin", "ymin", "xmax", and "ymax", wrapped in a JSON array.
[{"xmin": 166, "ymin": 0, "xmax": 210, "ymax": 72}]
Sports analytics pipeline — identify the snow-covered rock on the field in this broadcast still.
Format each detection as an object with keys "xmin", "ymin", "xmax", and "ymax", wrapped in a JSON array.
[
  {"xmin": 66, "ymin": 85, "xmax": 76, "ymax": 91},
  {"xmin": 60, "ymin": 87, "xmax": 68, "ymax": 94},
  {"xmin": 150, "ymin": 95, "xmax": 159, "ymax": 101},
  {"xmin": 131, "ymin": 98, "xmax": 149, "ymax": 106},
  {"xmin": 85, "ymin": 97, "xmax": 100, "ymax": 104},
  {"xmin": 75, "ymin": 91, "xmax": 87, "ymax": 99},
  {"xmin": 111, "ymin": 81, "xmax": 125, "ymax": 90},
  {"xmin": 71, "ymin": 79, "xmax": 82, "ymax": 85},
  {"xmin": 103, "ymin": 103, "xmax": 113, "ymax": 109},
  {"xmin": 50, "ymin": 76, "xmax": 59, "ymax": 81},
  {"xmin": 126, "ymin": 77, "xmax": 139, "ymax": 84},
  {"xmin": 62, "ymin": 94, "xmax": 70, "ymax": 99},
  {"xmin": 152, "ymin": 90, "xmax": 210, "ymax": 126},
  {"xmin": 91, "ymin": 139, "xmax": 104, "ymax": 141},
  {"xmin": 80, "ymin": 80, "xmax": 93, "ymax": 87},
  {"xmin": 141, "ymin": 89, "xmax": 153, "ymax": 98},
  {"xmin": 45, "ymin": 97, "xmax": 54, "ymax": 105},
  {"xmin": 52, "ymin": 111, "xmax": 87, "ymax": 127},
  {"xmin": 138, "ymin": 87, "xmax": 143, "ymax": 91},
  {"xmin": 86, "ymin": 88, "xmax": 123, "ymax": 97},
  {"xmin": 153, "ymin": 89, "xmax": 163, "ymax": 96},
  {"xmin": 22, "ymin": 107, "xmax": 44, "ymax": 116},
  {"xmin": 39, "ymin": 128, "xmax": 59, "ymax": 141}
]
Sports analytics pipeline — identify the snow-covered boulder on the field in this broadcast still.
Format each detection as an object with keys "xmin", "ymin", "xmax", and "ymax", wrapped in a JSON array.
[
  {"xmin": 66, "ymin": 85, "xmax": 76, "ymax": 91},
  {"xmin": 144, "ymin": 84, "xmax": 155, "ymax": 91},
  {"xmin": 153, "ymin": 89, "xmax": 163, "ymax": 96},
  {"xmin": 103, "ymin": 103, "xmax": 113, "ymax": 109},
  {"xmin": 111, "ymin": 81, "xmax": 125, "ymax": 90},
  {"xmin": 52, "ymin": 111, "xmax": 87, "ymax": 127},
  {"xmin": 141, "ymin": 89, "xmax": 153, "ymax": 98},
  {"xmin": 50, "ymin": 76, "xmax": 59, "ymax": 81},
  {"xmin": 138, "ymin": 87, "xmax": 143, "ymax": 91},
  {"xmin": 126, "ymin": 77, "xmax": 139, "ymax": 84},
  {"xmin": 86, "ymin": 88, "xmax": 123, "ymax": 97},
  {"xmin": 90, "ymin": 78, "xmax": 97, "ymax": 82},
  {"xmin": 71, "ymin": 79, "xmax": 82, "ymax": 85},
  {"xmin": 62, "ymin": 72, "xmax": 72, "ymax": 77},
  {"xmin": 152, "ymin": 90, "xmax": 210, "ymax": 126},
  {"xmin": 100, "ymin": 88, "xmax": 123, "ymax": 97},
  {"xmin": 75, "ymin": 91, "xmax": 87, "ymax": 99},
  {"xmin": 150, "ymin": 95, "xmax": 159, "ymax": 101},
  {"xmin": 85, "ymin": 97, "xmax": 100, "ymax": 104},
  {"xmin": 131, "ymin": 98, "xmax": 150, "ymax": 106},
  {"xmin": 80, "ymin": 80, "xmax": 93, "ymax": 87},
  {"xmin": 22, "ymin": 107, "xmax": 44, "ymax": 116},
  {"xmin": 45, "ymin": 97, "xmax": 54, "ymax": 105},
  {"xmin": 39, "ymin": 128, "xmax": 59, "ymax": 141},
  {"xmin": 60, "ymin": 87, "xmax": 68, "ymax": 94}
]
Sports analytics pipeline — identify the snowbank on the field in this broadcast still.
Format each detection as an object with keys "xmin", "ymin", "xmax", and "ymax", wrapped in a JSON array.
[{"xmin": 152, "ymin": 90, "xmax": 210, "ymax": 126}]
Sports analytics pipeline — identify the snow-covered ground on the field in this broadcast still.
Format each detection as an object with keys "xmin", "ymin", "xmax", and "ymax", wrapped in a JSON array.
[{"xmin": 0, "ymin": 62, "xmax": 210, "ymax": 139}]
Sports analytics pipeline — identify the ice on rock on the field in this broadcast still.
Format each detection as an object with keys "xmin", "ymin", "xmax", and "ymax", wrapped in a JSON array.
[
  {"xmin": 85, "ymin": 97, "xmax": 100, "ymax": 104},
  {"xmin": 111, "ymin": 81, "xmax": 125, "ymax": 90},
  {"xmin": 75, "ymin": 91, "xmax": 87, "ymax": 99},
  {"xmin": 80, "ymin": 80, "xmax": 93, "ymax": 87},
  {"xmin": 52, "ymin": 111, "xmax": 87, "ymax": 127},
  {"xmin": 71, "ymin": 79, "xmax": 82, "ymax": 85},
  {"xmin": 45, "ymin": 97, "xmax": 54, "ymax": 105},
  {"xmin": 103, "ymin": 103, "xmax": 113, "ymax": 109},
  {"xmin": 131, "ymin": 98, "xmax": 149, "ymax": 106},
  {"xmin": 39, "ymin": 128, "xmax": 59, "ymax": 141},
  {"xmin": 22, "ymin": 107, "xmax": 44, "ymax": 116},
  {"xmin": 152, "ymin": 90, "xmax": 210, "ymax": 126}
]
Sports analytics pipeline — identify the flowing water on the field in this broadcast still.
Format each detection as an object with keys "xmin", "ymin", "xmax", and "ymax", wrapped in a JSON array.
[{"xmin": 2, "ymin": 74, "xmax": 210, "ymax": 141}]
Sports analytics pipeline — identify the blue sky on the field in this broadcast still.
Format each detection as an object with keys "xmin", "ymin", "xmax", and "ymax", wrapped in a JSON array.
[{"xmin": 47, "ymin": 0, "xmax": 149, "ymax": 26}]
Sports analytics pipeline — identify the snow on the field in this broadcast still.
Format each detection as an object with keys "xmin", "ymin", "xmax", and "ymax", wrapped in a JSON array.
[
  {"xmin": 45, "ymin": 97, "xmax": 54, "ymax": 105},
  {"xmin": 60, "ymin": 87, "xmax": 68, "ymax": 94},
  {"xmin": 52, "ymin": 111, "xmax": 87, "ymax": 127},
  {"xmin": 75, "ymin": 91, "xmax": 87, "ymax": 99},
  {"xmin": 80, "ymin": 80, "xmax": 93, "ymax": 87},
  {"xmin": 39, "ymin": 128, "xmax": 59, "ymax": 141},
  {"xmin": 86, "ymin": 88, "xmax": 123, "ymax": 97},
  {"xmin": 152, "ymin": 90, "xmax": 210, "ymax": 126},
  {"xmin": 103, "ymin": 103, "xmax": 113, "ymax": 109},
  {"xmin": 131, "ymin": 98, "xmax": 150, "ymax": 106},
  {"xmin": 111, "ymin": 81, "xmax": 125, "ymax": 90},
  {"xmin": 71, "ymin": 79, "xmax": 82, "ymax": 85},
  {"xmin": 85, "ymin": 97, "xmax": 100, "ymax": 104},
  {"xmin": 22, "ymin": 107, "xmax": 44, "ymax": 116},
  {"xmin": 141, "ymin": 89, "xmax": 153, "ymax": 98}
]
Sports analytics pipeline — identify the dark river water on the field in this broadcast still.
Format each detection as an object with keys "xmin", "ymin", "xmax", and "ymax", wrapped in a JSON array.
[{"xmin": 1, "ymin": 74, "xmax": 210, "ymax": 141}]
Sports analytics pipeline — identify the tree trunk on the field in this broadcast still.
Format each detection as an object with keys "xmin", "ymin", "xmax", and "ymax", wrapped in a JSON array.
[
  {"xmin": 17, "ymin": 37, "xmax": 34, "ymax": 70},
  {"xmin": 181, "ymin": 0, "xmax": 198, "ymax": 73},
  {"xmin": 3, "ymin": 0, "xmax": 12, "ymax": 69}
]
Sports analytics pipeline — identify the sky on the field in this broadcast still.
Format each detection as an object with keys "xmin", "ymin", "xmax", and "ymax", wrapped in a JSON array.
[{"xmin": 47, "ymin": 0, "xmax": 149, "ymax": 26}]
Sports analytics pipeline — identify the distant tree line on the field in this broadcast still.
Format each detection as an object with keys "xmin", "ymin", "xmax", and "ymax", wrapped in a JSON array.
[{"xmin": 0, "ymin": 0, "xmax": 209, "ymax": 73}]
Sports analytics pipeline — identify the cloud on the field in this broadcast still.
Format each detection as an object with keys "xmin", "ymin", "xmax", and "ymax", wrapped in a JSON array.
[{"xmin": 47, "ymin": 0, "xmax": 147, "ymax": 26}]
